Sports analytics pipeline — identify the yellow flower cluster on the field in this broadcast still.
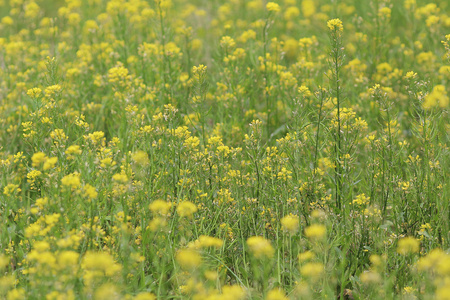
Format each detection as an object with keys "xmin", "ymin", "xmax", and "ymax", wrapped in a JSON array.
[
  {"xmin": 423, "ymin": 85, "xmax": 449, "ymax": 109},
  {"xmin": 397, "ymin": 237, "xmax": 420, "ymax": 255},
  {"xmin": 0, "ymin": 0, "xmax": 448, "ymax": 298},
  {"xmin": 176, "ymin": 249, "xmax": 202, "ymax": 269},
  {"xmin": 281, "ymin": 214, "xmax": 299, "ymax": 234},
  {"xmin": 177, "ymin": 201, "xmax": 198, "ymax": 218},
  {"xmin": 304, "ymin": 224, "xmax": 326, "ymax": 240},
  {"xmin": 266, "ymin": 2, "xmax": 280, "ymax": 13},
  {"xmin": 247, "ymin": 236, "xmax": 275, "ymax": 259},
  {"xmin": 327, "ymin": 18, "xmax": 343, "ymax": 31}
]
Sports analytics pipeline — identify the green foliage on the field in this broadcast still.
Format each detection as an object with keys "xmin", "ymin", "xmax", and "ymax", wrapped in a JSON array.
[{"xmin": 0, "ymin": 0, "xmax": 449, "ymax": 299}]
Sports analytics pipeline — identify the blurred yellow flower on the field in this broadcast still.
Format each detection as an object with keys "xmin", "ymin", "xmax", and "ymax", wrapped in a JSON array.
[
  {"xmin": 196, "ymin": 235, "xmax": 223, "ymax": 249},
  {"xmin": 423, "ymin": 85, "xmax": 448, "ymax": 109},
  {"xmin": 61, "ymin": 173, "xmax": 81, "ymax": 189},
  {"xmin": 148, "ymin": 217, "xmax": 168, "ymax": 232},
  {"xmin": 3, "ymin": 184, "xmax": 21, "ymax": 196},
  {"xmin": 112, "ymin": 173, "xmax": 129, "ymax": 183},
  {"xmin": 149, "ymin": 200, "xmax": 172, "ymax": 216},
  {"xmin": 247, "ymin": 236, "xmax": 274, "ymax": 259},
  {"xmin": 177, "ymin": 201, "xmax": 198, "ymax": 218},
  {"xmin": 132, "ymin": 150, "xmax": 150, "ymax": 166},
  {"xmin": 397, "ymin": 237, "xmax": 420, "ymax": 255},
  {"xmin": 300, "ymin": 262, "xmax": 324, "ymax": 279},
  {"xmin": 134, "ymin": 292, "xmax": 157, "ymax": 300},
  {"xmin": 281, "ymin": 215, "xmax": 299, "ymax": 234},
  {"xmin": 221, "ymin": 285, "xmax": 246, "ymax": 299},
  {"xmin": 82, "ymin": 251, "xmax": 122, "ymax": 276},
  {"xmin": 298, "ymin": 251, "xmax": 315, "ymax": 262},
  {"xmin": 32, "ymin": 152, "xmax": 47, "ymax": 167},
  {"xmin": 266, "ymin": 288, "xmax": 288, "ymax": 300},
  {"xmin": 266, "ymin": 2, "xmax": 280, "ymax": 12},
  {"xmin": 176, "ymin": 249, "xmax": 202, "ymax": 269},
  {"xmin": 304, "ymin": 224, "xmax": 326, "ymax": 240},
  {"xmin": 360, "ymin": 270, "xmax": 381, "ymax": 285},
  {"xmin": 94, "ymin": 284, "xmax": 120, "ymax": 300}
]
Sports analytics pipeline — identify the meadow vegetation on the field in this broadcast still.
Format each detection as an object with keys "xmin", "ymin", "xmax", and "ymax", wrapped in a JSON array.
[{"xmin": 0, "ymin": 0, "xmax": 449, "ymax": 299}]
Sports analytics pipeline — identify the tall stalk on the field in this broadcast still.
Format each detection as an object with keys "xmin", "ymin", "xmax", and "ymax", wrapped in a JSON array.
[{"xmin": 327, "ymin": 19, "xmax": 345, "ymax": 213}]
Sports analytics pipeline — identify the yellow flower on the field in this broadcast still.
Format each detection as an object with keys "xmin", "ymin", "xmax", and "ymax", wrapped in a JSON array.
[
  {"xmin": 83, "ymin": 19, "xmax": 99, "ymax": 34},
  {"xmin": 353, "ymin": 193, "xmax": 370, "ymax": 206},
  {"xmin": 148, "ymin": 217, "xmax": 168, "ymax": 232},
  {"xmin": 132, "ymin": 151, "xmax": 150, "ymax": 166},
  {"xmin": 247, "ymin": 236, "xmax": 274, "ymax": 259},
  {"xmin": 304, "ymin": 224, "xmax": 326, "ymax": 240},
  {"xmin": 298, "ymin": 85, "xmax": 312, "ymax": 96},
  {"xmin": 33, "ymin": 241, "xmax": 50, "ymax": 253},
  {"xmin": 108, "ymin": 63, "xmax": 129, "ymax": 85},
  {"xmin": 45, "ymin": 214, "xmax": 60, "ymax": 226},
  {"xmin": 27, "ymin": 170, "xmax": 42, "ymax": 184},
  {"xmin": 176, "ymin": 249, "xmax": 202, "ymax": 269},
  {"xmin": 43, "ymin": 157, "xmax": 58, "ymax": 171},
  {"xmin": 61, "ymin": 173, "xmax": 81, "ymax": 189},
  {"xmin": 184, "ymin": 136, "xmax": 200, "ymax": 149},
  {"xmin": 83, "ymin": 184, "xmax": 98, "ymax": 199},
  {"xmin": 149, "ymin": 200, "xmax": 172, "ymax": 216},
  {"xmin": 7, "ymin": 288, "xmax": 26, "ymax": 300},
  {"xmin": 281, "ymin": 215, "xmax": 299, "ymax": 234},
  {"xmin": 404, "ymin": 71, "xmax": 417, "ymax": 79},
  {"xmin": 423, "ymin": 85, "xmax": 449, "ymax": 109},
  {"xmin": 0, "ymin": 274, "xmax": 14, "ymax": 291},
  {"xmin": 204, "ymin": 270, "xmax": 218, "ymax": 281},
  {"xmin": 327, "ymin": 18, "xmax": 344, "ymax": 31},
  {"xmin": 221, "ymin": 285, "xmax": 246, "ymax": 299},
  {"xmin": 301, "ymin": 0, "xmax": 316, "ymax": 18},
  {"xmin": 437, "ymin": 282, "xmax": 450, "ymax": 300},
  {"xmin": 31, "ymin": 152, "xmax": 47, "ymax": 167},
  {"xmin": 403, "ymin": 286, "xmax": 416, "ymax": 295},
  {"xmin": 24, "ymin": 1, "xmax": 40, "ymax": 19},
  {"xmin": 311, "ymin": 209, "xmax": 326, "ymax": 219},
  {"xmin": 397, "ymin": 237, "xmax": 420, "ymax": 255},
  {"xmin": 57, "ymin": 251, "xmax": 79, "ymax": 269},
  {"xmin": 82, "ymin": 251, "xmax": 122, "ymax": 276},
  {"xmin": 360, "ymin": 270, "xmax": 381, "ymax": 284},
  {"xmin": 284, "ymin": 6, "xmax": 300, "ymax": 20},
  {"xmin": 266, "ymin": 288, "xmax": 288, "ymax": 300},
  {"xmin": 266, "ymin": 2, "xmax": 280, "ymax": 12},
  {"xmin": 134, "ymin": 292, "xmax": 156, "ymax": 300},
  {"xmin": 3, "ymin": 184, "xmax": 21, "ymax": 196},
  {"xmin": 1, "ymin": 16, "xmax": 14, "ymax": 26},
  {"xmin": 44, "ymin": 84, "xmax": 62, "ymax": 96},
  {"xmin": 27, "ymin": 87, "xmax": 42, "ymax": 99},
  {"xmin": 94, "ymin": 284, "xmax": 119, "ymax": 300},
  {"xmin": 192, "ymin": 64, "xmax": 208, "ymax": 84},
  {"xmin": 300, "ymin": 262, "xmax": 324, "ymax": 279},
  {"xmin": 0, "ymin": 254, "xmax": 9, "ymax": 270},
  {"xmin": 112, "ymin": 173, "xmax": 128, "ymax": 183},
  {"xmin": 219, "ymin": 36, "xmax": 236, "ymax": 51},
  {"xmin": 190, "ymin": 235, "xmax": 224, "ymax": 249},
  {"xmin": 425, "ymin": 15, "xmax": 439, "ymax": 28},
  {"xmin": 66, "ymin": 145, "xmax": 82, "ymax": 160},
  {"xmin": 177, "ymin": 201, "xmax": 197, "ymax": 218},
  {"xmin": 298, "ymin": 251, "xmax": 315, "ymax": 262},
  {"xmin": 417, "ymin": 248, "xmax": 445, "ymax": 271},
  {"xmin": 378, "ymin": 7, "xmax": 391, "ymax": 19},
  {"xmin": 50, "ymin": 129, "xmax": 68, "ymax": 144},
  {"xmin": 404, "ymin": 0, "xmax": 416, "ymax": 11},
  {"xmin": 369, "ymin": 254, "xmax": 383, "ymax": 270},
  {"xmin": 84, "ymin": 132, "xmax": 106, "ymax": 148}
]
